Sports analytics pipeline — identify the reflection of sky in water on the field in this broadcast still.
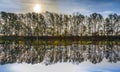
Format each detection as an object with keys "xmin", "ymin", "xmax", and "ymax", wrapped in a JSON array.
[{"xmin": 0, "ymin": 60, "xmax": 120, "ymax": 72}]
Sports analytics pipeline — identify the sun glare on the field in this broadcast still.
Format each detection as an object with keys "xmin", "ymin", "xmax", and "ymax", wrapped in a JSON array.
[{"xmin": 33, "ymin": 4, "xmax": 42, "ymax": 13}]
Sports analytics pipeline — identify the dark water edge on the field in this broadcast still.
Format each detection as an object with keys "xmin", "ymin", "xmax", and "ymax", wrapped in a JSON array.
[
  {"xmin": 1, "ymin": 36, "xmax": 120, "ymax": 41},
  {"xmin": 1, "ymin": 36, "xmax": 120, "ymax": 45}
]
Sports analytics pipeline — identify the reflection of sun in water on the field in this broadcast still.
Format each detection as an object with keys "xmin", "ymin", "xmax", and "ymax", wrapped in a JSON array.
[{"xmin": 33, "ymin": 4, "xmax": 42, "ymax": 13}]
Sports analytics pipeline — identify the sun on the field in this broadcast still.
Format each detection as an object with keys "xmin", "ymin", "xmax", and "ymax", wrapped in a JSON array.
[{"xmin": 33, "ymin": 4, "xmax": 42, "ymax": 13}]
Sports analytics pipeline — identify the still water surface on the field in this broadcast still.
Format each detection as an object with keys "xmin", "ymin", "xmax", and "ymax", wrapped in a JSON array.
[{"xmin": 0, "ymin": 41, "xmax": 120, "ymax": 72}]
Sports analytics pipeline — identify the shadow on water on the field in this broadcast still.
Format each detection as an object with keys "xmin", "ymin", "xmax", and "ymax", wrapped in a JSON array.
[{"xmin": 0, "ymin": 40, "xmax": 120, "ymax": 65}]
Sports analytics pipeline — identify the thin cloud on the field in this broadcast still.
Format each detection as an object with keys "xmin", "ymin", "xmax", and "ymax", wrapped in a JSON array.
[{"xmin": 98, "ymin": 11, "xmax": 120, "ymax": 18}]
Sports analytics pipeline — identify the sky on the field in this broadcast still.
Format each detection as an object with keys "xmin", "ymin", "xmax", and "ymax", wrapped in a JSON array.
[{"xmin": 0, "ymin": 0, "xmax": 120, "ymax": 17}]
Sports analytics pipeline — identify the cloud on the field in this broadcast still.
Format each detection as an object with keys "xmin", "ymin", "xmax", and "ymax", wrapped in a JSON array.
[
  {"xmin": 0, "ymin": 0, "xmax": 21, "ymax": 13},
  {"xmin": 97, "ymin": 11, "xmax": 120, "ymax": 18},
  {"xmin": 72, "ymin": 8, "xmax": 92, "ymax": 15},
  {"xmin": 98, "ymin": 11, "xmax": 114, "ymax": 17}
]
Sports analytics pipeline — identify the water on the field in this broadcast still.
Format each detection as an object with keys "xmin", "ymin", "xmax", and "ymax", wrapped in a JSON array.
[{"xmin": 0, "ymin": 41, "xmax": 120, "ymax": 72}]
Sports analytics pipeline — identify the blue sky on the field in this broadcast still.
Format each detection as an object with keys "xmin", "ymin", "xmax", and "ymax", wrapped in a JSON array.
[{"xmin": 0, "ymin": 0, "xmax": 120, "ymax": 17}]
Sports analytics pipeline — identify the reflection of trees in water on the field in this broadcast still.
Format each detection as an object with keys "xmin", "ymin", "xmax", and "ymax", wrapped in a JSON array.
[{"xmin": 0, "ymin": 43, "xmax": 120, "ymax": 65}]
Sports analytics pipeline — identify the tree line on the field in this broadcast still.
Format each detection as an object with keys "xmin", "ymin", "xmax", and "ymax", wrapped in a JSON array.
[{"xmin": 0, "ymin": 11, "xmax": 120, "ymax": 36}]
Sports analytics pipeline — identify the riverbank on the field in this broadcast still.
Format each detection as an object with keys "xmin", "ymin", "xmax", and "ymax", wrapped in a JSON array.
[
  {"xmin": 0, "ymin": 36, "xmax": 120, "ymax": 41},
  {"xmin": 0, "ymin": 36, "xmax": 120, "ymax": 45}
]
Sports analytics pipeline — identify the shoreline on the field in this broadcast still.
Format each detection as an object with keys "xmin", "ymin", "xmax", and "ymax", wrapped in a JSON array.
[{"xmin": 0, "ymin": 36, "xmax": 120, "ymax": 41}]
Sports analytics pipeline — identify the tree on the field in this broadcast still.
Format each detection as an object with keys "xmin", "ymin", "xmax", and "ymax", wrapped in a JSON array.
[
  {"xmin": 105, "ymin": 14, "xmax": 118, "ymax": 36},
  {"xmin": 90, "ymin": 13, "xmax": 103, "ymax": 36}
]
